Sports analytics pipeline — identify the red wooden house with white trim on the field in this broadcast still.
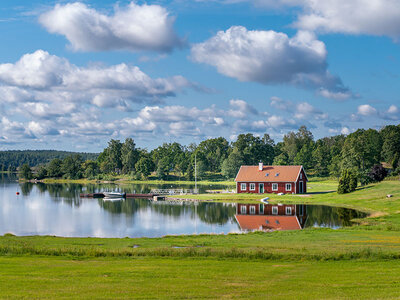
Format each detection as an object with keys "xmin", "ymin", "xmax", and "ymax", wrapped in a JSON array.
[{"xmin": 235, "ymin": 163, "xmax": 308, "ymax": 194}]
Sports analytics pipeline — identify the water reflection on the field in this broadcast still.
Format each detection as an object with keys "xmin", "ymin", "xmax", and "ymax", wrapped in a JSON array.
[
  {"xmin": 0, "ymin": 174, "xmax": 367, "ymax": 238},
  {"xmin": 235, "ymin": 203, "xmax": 367, "ymax": 231}
]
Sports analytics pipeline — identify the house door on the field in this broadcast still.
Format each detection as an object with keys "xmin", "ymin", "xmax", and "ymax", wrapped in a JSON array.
[
  {"xmin": 259, "ymin": 183, "xmax": 264, "ymax": 194},
  {"xmin": 299, "ymin": 181, "xmax": 303, "ymax": 194}
]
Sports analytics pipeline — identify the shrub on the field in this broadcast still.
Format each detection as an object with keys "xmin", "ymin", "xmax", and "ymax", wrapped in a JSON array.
[
  {"xmin": 337, "ymin": 169, "xmax": 358, "ymax": 194},
  {"xmin": 368, "ymin": 164, "xmax": 388, "ymax": 182}
]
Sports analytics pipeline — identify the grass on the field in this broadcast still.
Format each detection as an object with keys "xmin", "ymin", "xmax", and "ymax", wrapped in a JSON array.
[
  {"xmin": 1, "ymin": 179, "xmax": 400, "ymax": 298},
  {"xmin": 2, "ymin": 256, "xmax": 400, "ymax": 299}
]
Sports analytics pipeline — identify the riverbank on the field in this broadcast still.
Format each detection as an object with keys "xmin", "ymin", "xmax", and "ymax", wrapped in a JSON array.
[{"xmin": 1, "ymin": 179, "xmax": 400, "ymax": 298}]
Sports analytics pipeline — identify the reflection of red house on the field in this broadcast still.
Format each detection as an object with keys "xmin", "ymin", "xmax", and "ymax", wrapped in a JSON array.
[
  {"xmin": 235, "ymin": 203, "xmax": 307, "ymax": 231},
  {"xmin": 235, "ymin": 163, "xmax": 308, "ymax": 194}
]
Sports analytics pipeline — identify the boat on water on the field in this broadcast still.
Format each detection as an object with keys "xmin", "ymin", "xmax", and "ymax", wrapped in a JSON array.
[
  {"xmin": 103, "ymin": 192, "xmax": 126, "ymax": 198},
  {"xmin": 103, "ymin": 197, "xmax": 124, "ymax": 202},
  {"xmin": 260, "ymin": 197, "xmax": 269, "ymax": 204}
]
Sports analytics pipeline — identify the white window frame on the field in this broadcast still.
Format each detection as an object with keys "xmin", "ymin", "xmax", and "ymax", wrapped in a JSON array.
[
  {"xmin": 272, "ymin": 206, "xmax": 278, "ymax": 215},
  {"xmin": 272, "ymin": 183, "xmax": 278, "ymax": 191},
  {"xmin": 250, "ymin": 206, "xmax": 256, "ymax": 215},
  {"xmin": 285, "ymin": 183, "xmax": 292, "ymax": 191},
  {"xmin": 300, "ymin": 173, "xmax": 303, "ymax": 179},
  {"xmin": 285, "ymin": 206, "xmax": 292, "ymax": 215},
  {"xmin": 240, "ymin": 205, "xmax": 247, "ymax": 214},
  {"xmin": 240, "ymin": 183, "xmax": 247, "ymax": 191},
  {"xmin": 249, "ymin": 183, "xmax": 256, "ymax": 191}
]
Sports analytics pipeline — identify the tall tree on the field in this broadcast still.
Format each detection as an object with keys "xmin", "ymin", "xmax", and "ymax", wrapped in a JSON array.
[
  {"xmin": 282, "ymin": 126, "xmax": 314, "ymax": 164},
  {"xmin": 232, "ymin": 133, "xmax": 275, "ymax": 165},
  {"xmin": 19, "ymin": 163, "xmax": 33, "ymax": 180},
  {"xmin": 380, "ymin": 125, "xmax": 400, "ymax": 169},
  {"xmin": 341, "ymin": 129, "xmax": 382, "ymax": 184},
  {"xmin": 47, "ymin": 158, "xmax": 63, "ymax": 178},
  {"xmin": 221, "ymin": 150, "xmax": 244, "ymax": 179},
  {"xmin": 121, "ymin": 138, "xmax": 139, "ymax": 174},
  {"xmin": 61, "ymin": 155, "xmax": 83, "ymax": 179},
  {"xmin": 195, "ymin": 137, "xmax": 229, "ymax": 172}
]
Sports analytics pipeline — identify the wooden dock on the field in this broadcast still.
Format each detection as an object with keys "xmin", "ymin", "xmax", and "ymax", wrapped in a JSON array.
[{"xmin": 79, "ymin": 193, "xmax": 157, "ymax": 199}]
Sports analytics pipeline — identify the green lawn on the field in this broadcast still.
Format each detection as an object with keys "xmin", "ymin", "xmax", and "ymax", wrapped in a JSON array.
[
  {"xmin": 1, "ymin": 179, "xmax": 400, "ymax": 298},
  {"xmin": 2, "ymin": 256, "xmax": 400, "ymax": 299}
]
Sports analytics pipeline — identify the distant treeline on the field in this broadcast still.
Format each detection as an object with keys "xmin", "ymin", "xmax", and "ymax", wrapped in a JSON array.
[
  {"xmin": 18, "ymin": 124, "xmax": 400, "ymax": 182},
  {"xmin": 0, "ymin": 150, "xmax": 98, "ymax": 172}
]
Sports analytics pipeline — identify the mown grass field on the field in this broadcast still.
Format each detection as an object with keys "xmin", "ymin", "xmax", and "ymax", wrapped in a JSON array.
[{"xmin": 1, "ymin": 179, "xmax": 400, "ymax": 298}]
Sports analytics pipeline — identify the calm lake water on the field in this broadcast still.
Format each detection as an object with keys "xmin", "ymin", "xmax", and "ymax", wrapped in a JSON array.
[{"xmin": 0, "ymin": 174, "xmax": 367, "ymax": 238}]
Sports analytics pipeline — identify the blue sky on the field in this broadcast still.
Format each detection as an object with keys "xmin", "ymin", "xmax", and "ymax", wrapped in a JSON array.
[{"xmin": 0, "ymin": 0, "xmax": 399, "ymax": 152}]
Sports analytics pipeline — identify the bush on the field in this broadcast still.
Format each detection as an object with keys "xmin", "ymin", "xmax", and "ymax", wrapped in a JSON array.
[
  {"xmin": 368, "ymin": 164, "xmax": 388, "ymax": 182},
  {"xmin": 337, "ymin": 169, "xmax": 358, "ymax": 194}
]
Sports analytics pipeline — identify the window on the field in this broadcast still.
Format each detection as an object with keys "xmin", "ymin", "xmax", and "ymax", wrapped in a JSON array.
[
  {"xmin": 272, "ymin": 183, "xmax": 278, "ymax": 191},
  {"xmin": 259, "ymin": 204, "xmax": 264, "ymax": 214},
  {"xmin": 249, "ymin": 183, "xmax": 256, "ymax": 191},
  {"xmin": 250, "ymin": 206, "xmax": 256, "ymax": 215},
  {"xmin": 275, "ymin": 173, "xmax": 279, "ymax": 177},
  {"xmin": 240, "ymin": 205, "xmax": 247, "ymax": 214},
  {"xmin": 240, "ymin": 183, "xmax": 247, "ymax": 191},
  {"xmin": 285, "ymin": 206, "xmax": 292, "ymax": 215},
  {"xmin": 272, "ymin": 206, "xmax": 278, "ymax": 215},
  {"xmin": 300, "ymin": 173, "xmax": 303, "ymax": 179},
  {"xmin": 285, "ymin": 183, "xmax": 292, "ymax": 191},
  {"xmin": 265, "ymin": 173, "xmax": 269, "ymax": 177}
]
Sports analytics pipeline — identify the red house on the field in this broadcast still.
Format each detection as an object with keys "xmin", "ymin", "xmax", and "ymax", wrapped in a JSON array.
[
  {"xmin": 235, "ymin": 163, "xmax": 308, "ymax": 194},
  {"xmin": 235, "ymin": 203, "xmax": 308, "ymax": 231}
]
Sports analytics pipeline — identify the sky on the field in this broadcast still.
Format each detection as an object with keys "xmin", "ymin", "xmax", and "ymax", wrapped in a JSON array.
[{"xmin": 0, "ymin": 0, "xmax": 399, "ymax": 152}]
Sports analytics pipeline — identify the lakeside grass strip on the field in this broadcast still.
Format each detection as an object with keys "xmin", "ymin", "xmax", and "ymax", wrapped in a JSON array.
[{"xmin": 2, "ymin": 243, "xmax": 400, "ymax": 261}]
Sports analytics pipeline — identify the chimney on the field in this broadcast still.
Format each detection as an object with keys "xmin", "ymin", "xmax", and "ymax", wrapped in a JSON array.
[{"xmin": 259, "ymin": 161, "xmax": 263, "ymax": 171}]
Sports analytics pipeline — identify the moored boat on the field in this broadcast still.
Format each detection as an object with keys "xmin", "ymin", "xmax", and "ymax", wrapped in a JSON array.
[{"xmin": 103, "ymin": 192, "xmax": 126, "ymax": 198}]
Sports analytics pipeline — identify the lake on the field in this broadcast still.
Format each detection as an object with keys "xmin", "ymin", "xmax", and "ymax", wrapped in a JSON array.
[{"xmin": 0, "ymin": 174, "xmax": 367, "ymax": 238}]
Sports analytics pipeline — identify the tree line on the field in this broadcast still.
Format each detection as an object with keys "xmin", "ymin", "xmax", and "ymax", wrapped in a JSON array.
[
  {"xmin": 18, "ymin": 124, "xmax": 400, "ymax": 182},
  {"xmin": 0, "ymin": 150, "xmax": 98, "ymax": 172}
]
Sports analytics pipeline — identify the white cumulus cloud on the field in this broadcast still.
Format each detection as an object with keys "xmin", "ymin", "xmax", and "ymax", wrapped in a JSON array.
[
  {"xmin": 39, "ymin": 2, "xmax": 183, "ymax": 52},
  {"xmin": 357, "ymin": 104, "xmax": 377, "ymax": 116},
  {"xmin": 191, "ymin": 26, "xmax": 351, "ymax": 98},
  {"xmin": 294, "ymin": 0, "xmax": 400, "ymax": 40},
  {"xmin": 0, "ymin": 50, "xmax": 192, "ymax": 112}
]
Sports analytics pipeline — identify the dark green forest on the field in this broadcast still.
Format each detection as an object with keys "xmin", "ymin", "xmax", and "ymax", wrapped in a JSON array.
[
  {"xmin": 0, "ymin": 150, "xmax": 98, "ymax": 172},
  {"xmin": 10, "ymin": 124, "xmax": 400, "ymax": 182}
]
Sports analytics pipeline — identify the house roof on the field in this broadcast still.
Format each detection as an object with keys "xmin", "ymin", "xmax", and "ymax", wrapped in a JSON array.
[
  {"xmin": 235, "ymin": 165, "xmax": 305, "ymax": 182},
  {"xmin": 235, "ymin": 215, "xmax": 301, "ymax": 231}
]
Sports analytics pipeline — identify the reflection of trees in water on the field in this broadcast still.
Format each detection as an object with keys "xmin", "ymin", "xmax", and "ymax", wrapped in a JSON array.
[
  {"xmin": 305, "ymin": 205, "xmax": 367, "ymax": 228},
  {"xmin": 0, "ymin": 173, "xmax": 18, "ymax": 184},
  {"xmin": 98, "ymin": 198, "xmax": 145, "ymax": 214},
  {"xmin": 98, "ymin": 198, "xmax": 236, "ymax": 225},
  {"xmin": 20, "ymin": 182, "xmax": 34, "ymax": 196},
  {"xmin": 196, "ymin": 203, "xmax": 236, "ymax": 225}
]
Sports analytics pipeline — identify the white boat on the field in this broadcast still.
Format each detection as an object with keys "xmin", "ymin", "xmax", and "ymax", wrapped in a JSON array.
[
  {"xmin": 103, "ymin": 197, "xmax": 124, "ymax": 202},
  {"xmin": 260, "ymin": 197, "xmax": 269, "ymax": 204},
  {"xmin": 103, "ymin": 192, "xmax": 126, "ymax": 198}
]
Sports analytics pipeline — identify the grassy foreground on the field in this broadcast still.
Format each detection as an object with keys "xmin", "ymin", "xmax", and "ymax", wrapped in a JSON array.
[
  {"xmin": 2, "ymin": 256, "xmax": 400, "ymax": 299},
  {"xmin": 1, "ymin": 179, "xmax": 400, "ymax": 298}
]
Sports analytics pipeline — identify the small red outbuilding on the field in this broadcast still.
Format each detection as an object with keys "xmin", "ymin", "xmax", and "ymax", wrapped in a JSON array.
[{"xmin": 235, "ymin": 163, "xmax": 308, "ymax": 194}]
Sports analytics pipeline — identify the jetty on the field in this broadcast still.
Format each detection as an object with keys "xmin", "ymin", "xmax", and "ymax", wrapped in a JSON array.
[{"xmin": 79, "ymin": 193, "xmax": 157, "ymax": 199}]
